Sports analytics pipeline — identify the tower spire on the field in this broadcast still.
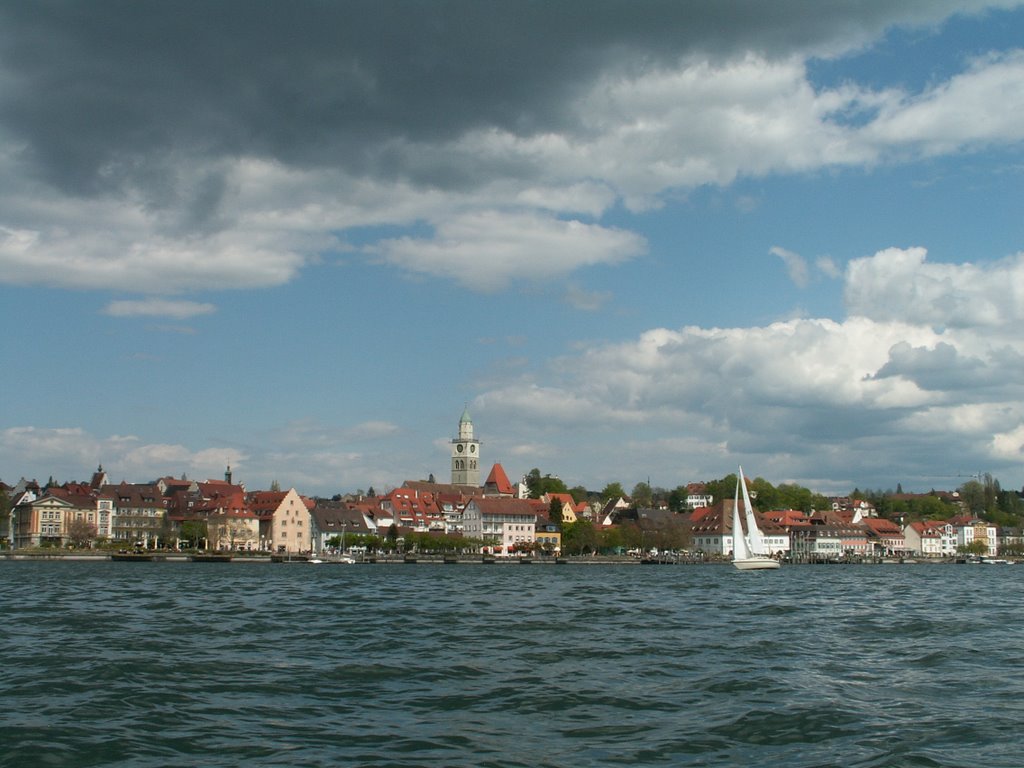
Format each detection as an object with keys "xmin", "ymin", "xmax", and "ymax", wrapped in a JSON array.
[{"xmin": 451, "ymin": 406, "xmax": 481, "ymax": 486}]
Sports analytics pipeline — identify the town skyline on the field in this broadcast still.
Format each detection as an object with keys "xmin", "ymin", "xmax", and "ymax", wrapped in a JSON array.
[{"xmin": 3, "ymin": 3, "xmax": 1024, "ymax": 497}]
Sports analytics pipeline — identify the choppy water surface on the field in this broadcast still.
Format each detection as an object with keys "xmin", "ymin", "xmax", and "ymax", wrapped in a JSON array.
[{"xmin": 2, "ymin": 561, "xmax": 1022, "ymax": 767}]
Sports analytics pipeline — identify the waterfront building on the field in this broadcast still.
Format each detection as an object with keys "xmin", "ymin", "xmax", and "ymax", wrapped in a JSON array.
[
  {"xmin": 103, "ymin": 482, "xmax": 168, "ymax": 545},
  {"xmin": 12, "ymin": 486, "xmax": 106, "ymax": 548},
  {"xmin": 688, "ymin": 504, "xmax": 727, "ymax": 555},
  {"xmin": 6, "ymin": 483, "xmax": 39, "ymax": 545},
  {"xmin": 401, "ymin": 480, "xmax": 479, "ymax": 534},
  {"xmin": 200, "ymin": 489, "xmax": 259, "ymax": 551},
  {"xmin": 808, "ymin": 511, "xmax": 870, "ymax": 556},
  {"xmin": 788, "ymin": 519, "xmax": 843, "ymax": 561},
  {"xmin": 690, "ymin": 500, "xmax": 789, "ymax": 557},
  {"xmin": 997, "ymin": 525, "xmax": 1023, "ymax": 554},
  {"xmin": 903, "ymin": 521, "xmax": 945, "ymax": 557},
  {"xmin": 534, "ymin": 516, "xmax": 561, "ymax": 554},
  {"xmin": 248, "ymin": 488, "xmax": 315, "ymax": 554},
  {"xmin": 859, "ymin": 517, "xmax": 907, "ymax": 556},
  {"xmin": 948, "ymin": 516, "xmax": 998, "ymax": 556},
  {"xmin": 379, "ymin": 487, "xmax": 446, "ymax": 532},
  {"xmin": 461, "ymin": 497, "xmax": 537, "ymax": 554},
  {"xmin": 309, "ymin": 499, "xmax": 374, "ymax": 553}
]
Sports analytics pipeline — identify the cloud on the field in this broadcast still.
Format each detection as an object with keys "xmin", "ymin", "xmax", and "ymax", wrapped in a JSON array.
[
  {"xmin": 845, "ymin": 247, "xmax": 1024, "ymax": 329},
  {"xmin": 864, "ymin": 49, "xmax": 1024, "ymax": 155},
  {"xmin": 0, "ymin": 218, "xmax": 311, "ymax": 293},
  {"xmin": 0, "ymin": 427, "xmax": 245, "ymax": 486},
  {"xmin": 771, "ymin": 246, "xmax": 811, "ymax": 287},
  {"xmin": 816, "ymin": 256, "xmax": 842, "ymax": 279},
  {"xmin": 472, "ymin": 244, "xmax": 1024, "ymax": 490},
  {"xmin": 565, "ymin": 283, "xmax": 613, "ymax": 311},
  {"xmin": 10, "ymin": 239, "xmax": 1024, "ymax": 494},
  {"xmin": 103, "ymin": 299, "xmax": 216, "ymax": 319},
  {"xmin": 373, "ymin": 210, "xmax": 646, "ymax": 290},
  {"xmin": 772, "ymin": 247, "xmax": 847, "ymax": 287},
  {"xmin": 3, "ymin": 2, "xmax": 1001, "ymax": 192},
  {"xmin": 0, "ymin": 4, "xmax": 1022, "ymax": 296}
]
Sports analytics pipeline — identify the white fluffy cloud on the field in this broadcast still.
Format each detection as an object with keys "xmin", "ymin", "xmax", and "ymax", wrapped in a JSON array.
[
  {"xmin": 845, "ymin": 247, "xmax": 1024, "ymax": 329},
  {"xmin": 475, "ymin": 246, "xmax": 1024, "ymax": 491},
  {"xmin": 864, "ymin": 50, "xmax": 1024, "ymax": 155},
  {"xmin": 372, "ymin": 210, "xmax": 647, "ymax": 291}
]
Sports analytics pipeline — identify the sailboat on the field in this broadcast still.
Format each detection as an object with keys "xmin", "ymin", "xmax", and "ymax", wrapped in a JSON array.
[{"xmin": 731, "ymin": 466, "xmax": 780, "ymax": 571}]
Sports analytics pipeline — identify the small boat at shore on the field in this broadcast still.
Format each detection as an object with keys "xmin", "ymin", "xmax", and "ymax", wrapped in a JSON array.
[
  {"xmin": 110, "ymin": 551, "xmax": 155, "ymax": 562},
  {"xmin": 191, "ymin": 553, "xmax": 232, "ymax": 563}
]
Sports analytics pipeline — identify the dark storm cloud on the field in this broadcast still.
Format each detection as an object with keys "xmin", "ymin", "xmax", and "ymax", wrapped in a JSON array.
[
  {"xmin": 872, "ymin": 341, "xmax": 1024, "ymax": 395},
  {"xmin": 0, "ymin": 0, "xmax": 996, "ymax": 198}
]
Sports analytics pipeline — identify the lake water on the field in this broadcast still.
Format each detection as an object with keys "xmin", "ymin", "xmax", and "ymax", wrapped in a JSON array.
[{"xmin": 1, "ymin": 561, "xmax": 1022, "ymax": 767}]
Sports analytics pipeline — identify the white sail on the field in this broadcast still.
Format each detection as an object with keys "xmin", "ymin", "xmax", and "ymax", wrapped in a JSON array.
[
  {"xmin": 731, "ymin": 466, "xmax": 780, "ymax": 570},
  {"xmin": 739, "ymin": 466, "xmax": 768, "ymax": 556},
  {"xmin": 731, "ymin": 477, "xmax": 752, "ymax": 560}
]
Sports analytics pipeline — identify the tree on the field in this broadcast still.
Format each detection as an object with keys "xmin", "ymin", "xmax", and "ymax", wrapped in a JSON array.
[
  {"xmin": 548, "ymin": 497, "xmax": 563, "ymax": 525},
  {"xmin": 600, "ymin": 482, "xmax": 626, "ymax": 501},
  {"xmin": 631, "ymin": 482, "xmax": 653, "ymax": 508},
  {"xmin": 958, "ymin": 540, "xmax": 989, "ymax": 556},
  {"xmin": 525, "ymin": 468, "xmax": 568, "ymax": 499},
  {"xmin": 703, "ymin": 474, "xmax": 738, "ymax": 509},
  {"xmin": 66, "ymin": 518, "xmax": 97, "ymax": 548},
  {"xmin": 180, "ymin": 520, "xmax": 208, "ymax": 548},
  {"xmin": 667, "ymin": 485, "xmax": 689, "ymax": 512},
  {"xmin": 525, "ymin": 469, "xmax": 542, "ymax": 498},
  {"xmin": 598, "ymin": 525, "xmax": 624, "ymax": 554},
  {"xmin": 568, "ymin": 485, "xmax": 589, "ymax": 504},
  {"xmin": 959, "ymin": 481, "xmax": 986, "ymax": 516},
  {"xmin": 561, "ymin": 520, "xmax": 598, "ymax": 554}
]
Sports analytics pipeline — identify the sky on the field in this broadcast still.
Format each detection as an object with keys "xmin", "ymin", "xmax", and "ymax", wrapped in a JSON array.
[{"xmin": 2, "ymin": 1, "xmax": 1024, "ymax": 498}]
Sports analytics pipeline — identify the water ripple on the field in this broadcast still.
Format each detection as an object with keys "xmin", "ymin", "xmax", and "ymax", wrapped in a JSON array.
[{"xmin": 3, "ymin": 562, "xmax": 1024, "ymax": 767}]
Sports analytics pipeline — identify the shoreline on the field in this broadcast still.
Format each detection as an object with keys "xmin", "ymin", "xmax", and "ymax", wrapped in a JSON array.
[{"xmin": 0, "ymin": 552, "xmax": 976, "ymax": 565}]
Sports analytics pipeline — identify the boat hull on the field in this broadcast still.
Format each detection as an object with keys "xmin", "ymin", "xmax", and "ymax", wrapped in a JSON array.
[{"xmin": 732, "ymin": 557, "xmax": 781, "ymax": 571}]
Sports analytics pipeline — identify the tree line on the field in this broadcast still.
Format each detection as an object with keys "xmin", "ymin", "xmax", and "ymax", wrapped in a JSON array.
[{"xmin": 525, "ymin": 466, "xmax": 1024, "ymax": 528}]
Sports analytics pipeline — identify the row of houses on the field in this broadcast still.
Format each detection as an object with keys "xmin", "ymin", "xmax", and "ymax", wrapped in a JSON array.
[
  {"xmin": 2, "ymin": 463, "xmax": 1008, "ymax": 558},
  {"xmin": 3, "ymin": 467, "xmax": 321, "ymax": 553},
  {"xmin": 2, "ymin": 463, "xmax": 613, "ymax": 554},
  {"xmin": 690, "ymin": 501, "xmax": 1004, "ymax": 559}
]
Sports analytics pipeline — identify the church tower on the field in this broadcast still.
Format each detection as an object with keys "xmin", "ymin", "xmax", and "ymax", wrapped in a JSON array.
[{"xmin": 451, "ymin": 406, "xmax": 481, "ymax": 487}]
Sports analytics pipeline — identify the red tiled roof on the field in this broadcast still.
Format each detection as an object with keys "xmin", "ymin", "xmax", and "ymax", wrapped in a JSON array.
[
  {"xmin": 472, "ymin": 498, "xmax": 538, "ymax": 516},
  {"xmin": 765, "ymin": 509, "xmax": 809, "ymax": 526},
  {"xmin": 861, "ymin": 517, "xmax": 903, "ymax": 534},
  {"xmin": 484, "ymin": 463, "xmax": 516, "ymax": 495}
]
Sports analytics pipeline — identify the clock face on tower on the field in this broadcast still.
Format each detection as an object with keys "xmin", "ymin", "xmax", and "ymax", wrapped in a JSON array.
[
  {"xmin": 457, "ymin": 444, "xmax": 464, "ymax": 453},
  {"xmin": 470, "ymin": 445, "xmax": 476, "ymax": 453}
]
